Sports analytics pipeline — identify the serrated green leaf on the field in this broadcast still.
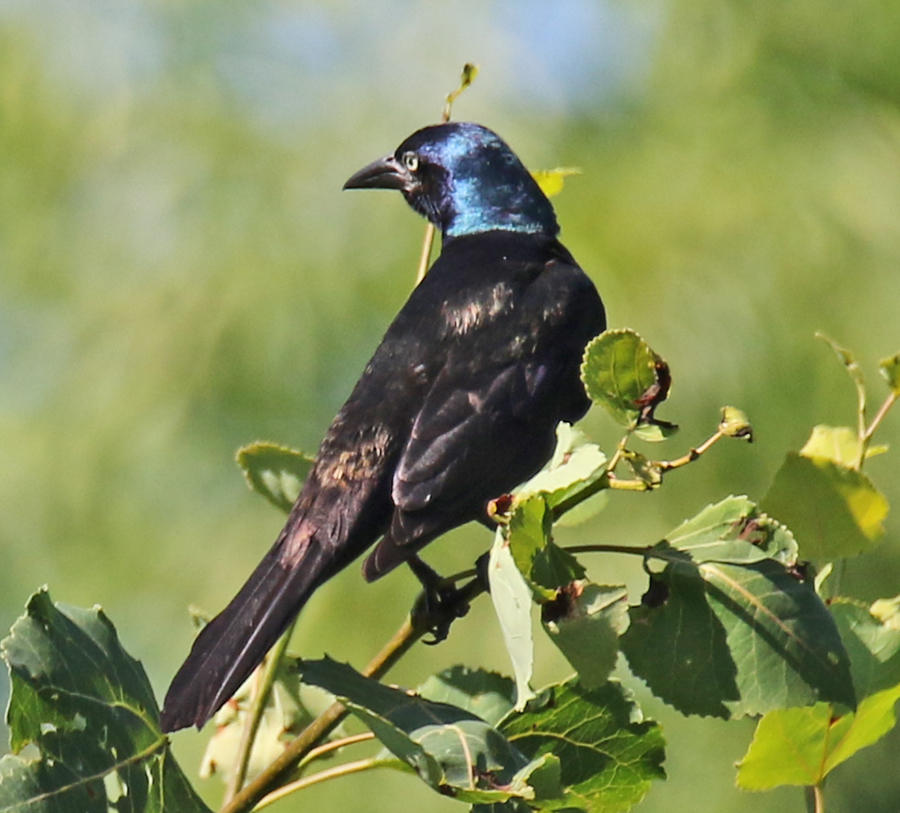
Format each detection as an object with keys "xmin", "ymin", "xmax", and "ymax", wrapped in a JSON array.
[
  {"xmin": 736, "ymin": 684, "xmax": 900, "ymax": 790},
  {"xmin": 516, "ymin": 423, "xmax": 608, "ymax": 517},
  {"xmin": 0, "ymin": 588, "xmax": 211, "ymax": 813},
  {"xmin": 299, "ymin": 658, "xmax": 541, "ymax": 804},
  {"xmin": 488, "ymin": 528, "xmax": 536, "ymax": 711},
  {"xmin": 542, "ymin": 584, "xmax": 629, "ymax": 690},
  {"xmin": 621, "ymin": 553, "xmax": 854, "ymax": 718},
  {"xmin": 580, "ymin": 329, "xmax": 676, "ymax": 440},
  {"xmin": 666, "ymin": 495, "xmax": 798, "ymax": 566},
  {"xmin": 831, "ymin": 597, "xmax": 900, "ymax": 700},
  {"xmin": 762, "ymin": 452, "xmax": 888, "ymax": 560},
  {"xmin": 880, "ymin": 352, "xmax": 900, "ymax": 394},
  {"xmin": 418, "ymin": 667, "xmax": 516, "ymax": 727},
  {"xmin": 531, "ymin": 167, "xmax": 581, "ymax": 198},
  {"xmin": 235, "ymin": 441, "xmax": 313, "ymax": 513},
  {"xmin": 499, "ymin": 678, "xmax": 665, "ymax": 812},
  {"xmin": 507, "ymin": 496, "xmax": 585, "ymax": 598},
  {"xmin": 823, "ymin": 684, "xmax": 900, "ymax": 772}
]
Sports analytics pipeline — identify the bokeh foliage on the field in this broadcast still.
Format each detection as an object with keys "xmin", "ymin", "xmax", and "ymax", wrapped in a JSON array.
[{"xmin": 2, "ymin": 1, "xmax": 899, "ymax": 811}]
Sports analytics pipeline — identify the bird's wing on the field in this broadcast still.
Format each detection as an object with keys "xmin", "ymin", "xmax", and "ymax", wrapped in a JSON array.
[{"xmin": 362, "ymin": 349, "xmax": 559, "ymax": 580}]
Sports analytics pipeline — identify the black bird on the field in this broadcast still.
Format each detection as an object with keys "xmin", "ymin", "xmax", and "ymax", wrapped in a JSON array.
[{"xmin": 160, "ymin": 122, "xmax": 606, "ymax": 732}]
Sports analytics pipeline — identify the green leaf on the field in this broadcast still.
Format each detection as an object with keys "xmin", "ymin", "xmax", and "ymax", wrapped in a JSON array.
[
  {"xmin": 799, "ymin": 425, "xmax": 887, "ymax": 465},
  {"xmin": 418, "ymin": 667, "xmax": 516, "ymax": 727},
  {"xmin": 621, "ymin": 549, "xmax": 854, "ymax": 718},
  {"xmin": 488, "ymin": 527, "xmax": 536, "ymax": 710},
  {"xmin": 507, "ymin": 496, "xmax": 585, "ymax": 598},
  {"xmin": 235, "ymin": 441, "xmax": 314, "ymax": 513},
  {"xmin": 531, "ymin": 167, "xmax": 581, "ymax": 198},
  {"xmin": 580, "ymin": 329, "xmax": 677, "ymax": 441},
  {"xmin": 542, "ymin": 583, "xmax": 629, "ymax": 690},
  {"xmin": 0, "ymin": 588, "xmax": 211, "ymax": 813},
  {"xmin": 665, "ymin": 495, "xmax": 798, "ymax": 566},
  {"xmin": 762, "ymin": 452, "xmax": 888, "ymax": 560},
  {"xmin": 736, "ymin": 684, "xmax": 900, "ymax": 790},
  {"xmin": 880, "ymin": 352, "xmax": 900, "ymax": 394},
  {"xmin": 800, "ymin": 425, "xmax": 863, "ymax": 466},
  {"xmin": 299, "ymin": 658, "xmax": 550, "ymax": 804},
  {"xmin": 499, "ymin": 678, "xmax": 666, "ymax": 812},
  {"xmin": 831, "ymin": 597, "xmax": 900, "ymax": 699},
  {"xmin": 516, "ymin": 423, "xmax": 608, "ymax": 521}
]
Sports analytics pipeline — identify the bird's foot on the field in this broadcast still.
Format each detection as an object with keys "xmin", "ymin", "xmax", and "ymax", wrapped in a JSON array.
[{"xmin": 408, "ymin": 556, "xmax": 471, "ymax": 644}]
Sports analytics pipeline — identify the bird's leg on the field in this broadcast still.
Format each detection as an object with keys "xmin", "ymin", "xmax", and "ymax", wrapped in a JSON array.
[{"xmin": 408, "ymin": 555, "xmax": 471, "ymax": 644}]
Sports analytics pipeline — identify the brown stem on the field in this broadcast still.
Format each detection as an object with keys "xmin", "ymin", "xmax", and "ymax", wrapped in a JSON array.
[
  {"xmin": 858, "ymin": 390, "xmax": 898, "ymax": 469},
  {"xmin": 218, "ymin": 576, "xmax": 485, "ymax": 813},
  {"xmin": 657, "ymin": 430, "xmax": 724, "ymax": 472},
  {"xmin": 415, "ymin": 224, "xmax": 436, "ymax": 285},
  {"xmin": 224, "ymin": 616, "xmax": 298, "ymax": 803},
  {"xmin": 253, "ymin": 758, "xmax": 382, "ymax": 811},
  {"xmin": 295, "ymin": 732, "xmax": 375, "ymax": 772}
]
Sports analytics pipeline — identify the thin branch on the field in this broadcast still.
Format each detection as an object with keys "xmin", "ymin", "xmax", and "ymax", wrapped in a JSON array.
[
  {"xmin": 859, "ymin": 390, "xmax": 898, "ymax": 467},
  {"xmin": 605, "ymin": 475, "xmax": 652, "ymax": 492},
  {"xmin": 414, "ymin": 64, "xmax": 476, "ymax": 286},
  {"xmin": 224, "ymin": 616, "xmax": 298, "ymax": 803},
  {"xmin": 218, "ymin": 575, "xmax": 486, "ymax": 813},
  {"xmin": 564, "ymin": 542, "xmax": 657, "ymax": 558},
  {"xmin": 656, "ymin": 430, "xmax": 724, "ymax": 472},
  {"xmin": 816, "ymin": 333, "xmax": 868, "ymax": 469},
  {"xmin": 805, "ymin": 783, "xmax": 825, "ymax": 813},
  {"xmin": 415, "ymin": 224, "xmax": 437, "ymax": 284},
  {"xmin": 551, "ymin": 472, "xmax": 612, "ymax": 516},
  {"xmin": 252, "ymin": 758, "xmax": 382, "ymax": 811},
  {"xmin": 605, "ymin": 428, "xmax": 634, "ymax": 474},
  {"xmin": 296, "ymin": 732, "xmax": 375, "ymax": 773}
]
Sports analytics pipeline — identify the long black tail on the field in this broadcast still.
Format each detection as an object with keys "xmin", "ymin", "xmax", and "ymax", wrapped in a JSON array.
[{"xmin": 160, "ymin": 531, "xmax": 330, "ymax": 732}]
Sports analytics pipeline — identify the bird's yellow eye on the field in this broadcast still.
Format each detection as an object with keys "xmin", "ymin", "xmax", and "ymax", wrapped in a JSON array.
[{"xmin": 402, "ymin": 152, "xmax": 419, "ymax": 172}]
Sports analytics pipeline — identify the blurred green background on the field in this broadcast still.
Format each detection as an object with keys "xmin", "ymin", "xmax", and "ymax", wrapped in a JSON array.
[{"xmin": 2, "ymin": 1, "xmax": 900, "ymax": 811}]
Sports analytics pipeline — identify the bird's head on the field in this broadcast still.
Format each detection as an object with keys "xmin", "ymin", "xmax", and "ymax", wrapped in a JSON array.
[{"xmin": 343, "ymin": 122, "xmax": 558, "ymax": 240}]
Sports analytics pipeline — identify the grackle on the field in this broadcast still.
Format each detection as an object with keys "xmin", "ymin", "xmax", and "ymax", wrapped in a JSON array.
[{"xmin": 160, "ymin": 122, "xmax": 606, "ymax": 732}]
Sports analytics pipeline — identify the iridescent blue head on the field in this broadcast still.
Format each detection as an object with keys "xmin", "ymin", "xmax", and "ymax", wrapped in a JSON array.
[{"xmin": 344, "ymin": 122, "xmax": 558, "ymax": 240}]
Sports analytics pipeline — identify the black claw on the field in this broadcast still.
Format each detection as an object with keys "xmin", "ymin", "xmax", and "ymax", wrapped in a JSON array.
[
  {"xmin": 474, "ymin": 552, "xmax": 491, "ymax": 593},
  {"xmin": 408, "ymin": 555, "xmax": 470, "ymax": 643}
]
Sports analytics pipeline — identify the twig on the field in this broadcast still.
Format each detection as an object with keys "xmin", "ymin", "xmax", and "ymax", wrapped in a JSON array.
[
  {"xmin": 656, "ymin": 429, "xmax": 725, "ymax": 472},
  {"xmin": 604, "ymin": 428, "xmax": 634, "ymax": 474},
  {"xmin": 805, "ymin": 783, "xmax": 825, "ymax": 813},
  {"xmin": 253, "ymin": 758, "xmax": 382, "ymax": 811},
  {"xmin": 414, "ymin": 63, "xmax": 477, "ymax": 285},
  {"xmin": 415, "ymin": 224, "xmax": 437, "ymax": 284},
  {"xmin": 859, "ymin": 390, "xmax": 898, "ymax": 468},
  {"xmin": 218, "ymin": 575, "xmax": 486, "ymax": 813},
  {"xmin": 295, "ymin": 732, "xmax": 375, "ymax": 773},
  {"xmin": 816, "ymin": 333, "xmax": 868, "ymax": 469},
  {"xmin": 223, "ymin": 616, "xmax": 298, "ymax": 803}
]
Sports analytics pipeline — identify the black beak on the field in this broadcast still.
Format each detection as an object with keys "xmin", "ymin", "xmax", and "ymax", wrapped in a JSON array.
[{"xmin": 343, "ymin": 154, "xmax": 413, "ymax": 191}]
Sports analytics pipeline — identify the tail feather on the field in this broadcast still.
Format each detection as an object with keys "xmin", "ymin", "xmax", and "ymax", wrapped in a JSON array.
[{"xmin": 160, "ymin": 533, "xmax": 329, "ymax": 732}]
